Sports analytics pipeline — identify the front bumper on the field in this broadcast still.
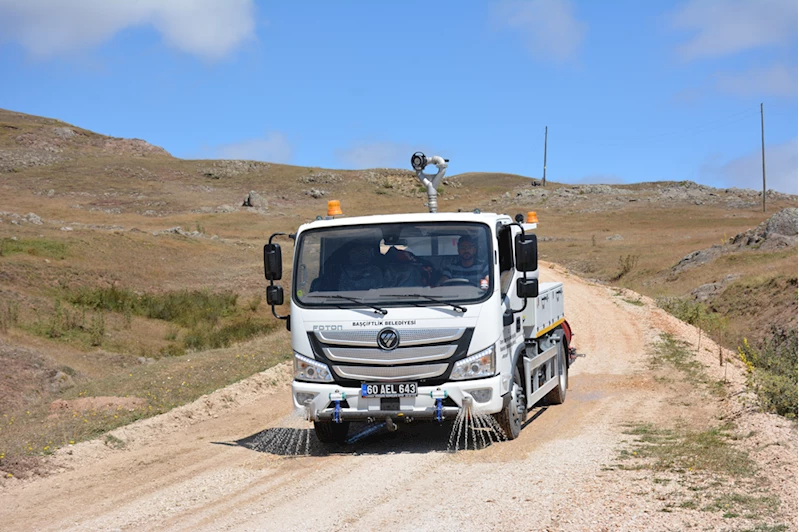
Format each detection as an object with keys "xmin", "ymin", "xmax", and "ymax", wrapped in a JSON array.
[{"xmin": 292, "ymin": 374, "xmax": 507, "ymax": 422}]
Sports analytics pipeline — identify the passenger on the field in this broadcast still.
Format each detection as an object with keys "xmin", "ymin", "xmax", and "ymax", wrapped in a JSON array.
[
  {"xmin": 438, "ymin": 235, "xmax": 489, "ymax": 287},
  {"xmin": 338, "ymin": 242, "xmax": 384, "ymax": 291},
  {"xmin": 384, "ymin": 246, "xmax": 432, "ymax": 287}
]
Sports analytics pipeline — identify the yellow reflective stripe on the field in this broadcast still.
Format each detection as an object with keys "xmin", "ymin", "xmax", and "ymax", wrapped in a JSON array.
[{"xmin": 535, "ymin": 318, "xmax": 565, "ymax": 338}]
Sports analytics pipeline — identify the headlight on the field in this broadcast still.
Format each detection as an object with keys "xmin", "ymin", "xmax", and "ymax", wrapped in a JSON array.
[
  {"xmin": 294, "ymin": 352, "xmax": 334, "ymax": 383},
  {"xmin": 450, "ymin": 345, "xmax": 495, "ymax": 380}
]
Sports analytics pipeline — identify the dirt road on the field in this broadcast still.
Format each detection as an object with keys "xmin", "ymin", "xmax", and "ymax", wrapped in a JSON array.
[{"xmin": 1, "ymin": 266, "xmax": 796, "ymax": 531}]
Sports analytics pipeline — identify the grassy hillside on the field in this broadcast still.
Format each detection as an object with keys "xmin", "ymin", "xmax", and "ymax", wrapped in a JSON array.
[{"xmin": 0, "ymin": 108, "xmax": 796, "ymax": 475}]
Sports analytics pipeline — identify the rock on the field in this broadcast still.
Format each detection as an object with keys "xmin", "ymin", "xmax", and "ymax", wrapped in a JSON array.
[
  {"xmin": 52, "ymin": 127, "xmax": 76, "ymax": 139},
  {"xmin": 215, "ymin": 205, "xmax": 239, "ymax": 213},
  {"xmin": 299, "ymin": 171, "xmax": 342, "ymax": 184},
  {"xmin": 47, "ymin": 189, "xmax": 55, "ymax": 197},
  {"xmin": 605, "ymin": 234, "xmax": 623, "ymax": 241},
  {"xmin": 48, "ymin": 370, "xmax": 75, "ymax": 393},
  {"xmin": 765, "ymin": 208, "xmax": 798, "ymax": 238},
  {"xmin": 242, "ymin": 191, "xmax": 268, "ymax": 209},
  {"xmin": 59, "ymin": 226, "xmax": 73, "ymax": 231},
  {"xmin": 691, "ymin": 274, "xmax": 740, "ymax": 302},
  {"xmin": 730, "ymin": 208, "xmax": 798, "ymax": 250},
  {"xmin": 672, "ymin": 247, "xmax": 723, "ymax": 274},
  {"xmin": 23, "ymin": 213, "xmax": 43, "ymax": 224},
  {"xmin": 305, "ymin": 189, "xmax": 327, "ymax": 199}
]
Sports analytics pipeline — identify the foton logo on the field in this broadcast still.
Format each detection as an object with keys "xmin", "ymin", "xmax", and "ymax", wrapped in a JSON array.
[
  {"xmin": 312, "ymin": 325, "xmax": 344, "ymax": 331},
  {"xmin": 377, "ymin": 328, "xmax": 399, "ymax": 350}
]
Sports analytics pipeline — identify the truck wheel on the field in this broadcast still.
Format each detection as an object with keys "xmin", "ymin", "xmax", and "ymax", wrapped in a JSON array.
[
  {"xmin": 313, "ymin": 421, "xmax": 350, "ymax": 444},
  {"xmin": 541, "ymin": 340, "xmax": 567, "ymax": 406},
  {"xmin": 494, "ymin": 365, "xmax": 526, "ymax": 440}
]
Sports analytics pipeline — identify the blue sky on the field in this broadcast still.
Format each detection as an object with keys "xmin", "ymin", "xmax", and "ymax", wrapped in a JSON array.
[{"xmin": 1, "ymin": 0, "xmax": 797, "ymax": 193}]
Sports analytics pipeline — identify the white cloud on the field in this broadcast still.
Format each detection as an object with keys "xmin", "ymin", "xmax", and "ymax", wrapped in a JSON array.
[
  {"xmin": 336, "ymin": 141, "xmax": 420, "ymax": 169},
  {"xmin": 214, "ymin": 132, "xmax": 292, "ymax": 163},
  {"xmin": 702, "ymin": 139, "xmax": 798, "ymax": 195},
  {"xmin": 0, "ymin": 0, "xmax": 256, "ymax": 61},
  {"xmin": 715, "ymin": 63, "xmax": 798, "ymax": 98},
  {"xmin": 671, "ymin": 0, "xmax": 797, "ymax": 61},
  {"xmin": 493, "ymin": 0, "xmax": 586, "ymax": 63}
]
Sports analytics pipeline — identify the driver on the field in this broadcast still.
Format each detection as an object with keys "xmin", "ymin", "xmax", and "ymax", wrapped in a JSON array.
[
  {"xmin": 339, "ymin": 242, "xmax": 383, "ymax": 291},
  {"xmin": 438, "ymin": 235, "xmax": 489, "ymax": 287}
]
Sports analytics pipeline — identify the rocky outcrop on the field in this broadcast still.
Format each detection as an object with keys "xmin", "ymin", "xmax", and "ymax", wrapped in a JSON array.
[
  {"xmin": 672, "ymin": 208, "xmax": 798, "ymax": 274},
  {"xmin": 242, "ymin": 191, "xmax": 268, "ymax": 210},
  {"xmin": 730, "ymin": 208, "xmax": 797, "ymax": 250}
]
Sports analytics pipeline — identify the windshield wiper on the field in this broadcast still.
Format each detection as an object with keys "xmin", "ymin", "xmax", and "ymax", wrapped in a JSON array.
[
  {"xmin": 384, "ymin": 294, "xmax": 467, "ymax": 313},
  {"xmin": 305, "ymin": 294, "xmax": 387, "ymax": 316}
]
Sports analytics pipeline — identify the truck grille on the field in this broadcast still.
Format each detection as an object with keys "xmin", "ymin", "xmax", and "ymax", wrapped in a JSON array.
[
  {"xmin": 322, "ymin": 345, "xmax": 456, "ymax": 365},
  {"xmin": 315, "ymin": 328, "xmax": 465, "ymax": 347},
  {"xmin": 309, "ymin": 327, "xmax": 474, "ymax": 386},
  {"xmin": 332, "ymin": 364, "xmax": 448, "ymax": 381}
]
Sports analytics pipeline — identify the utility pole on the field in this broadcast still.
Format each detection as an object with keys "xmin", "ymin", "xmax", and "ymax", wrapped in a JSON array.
[
  {"xmin": 761, "ymin": 103, "xmax": 766, "ymax": 213},
  {"xmin": 542, "ymin": 126, "xmax": 548, "ymax": 187}
]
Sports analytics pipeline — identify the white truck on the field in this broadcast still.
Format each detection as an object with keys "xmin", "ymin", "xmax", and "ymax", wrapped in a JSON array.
[{"xmin": 264, "ymin": 153, "xmax": 573, "ymax": 443}]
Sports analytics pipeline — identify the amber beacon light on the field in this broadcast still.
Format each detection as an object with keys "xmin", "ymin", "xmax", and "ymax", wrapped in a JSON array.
[
  {"xmin": 526, "ymin": 211, "xmax": 539, "ymax": 223},
  {"xmin": 327, "ymin": 200, "xmax": 343, "ymax": 217}
]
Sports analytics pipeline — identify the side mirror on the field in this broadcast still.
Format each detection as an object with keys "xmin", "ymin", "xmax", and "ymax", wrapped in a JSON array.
[
  {"xmin": 264, "ymin": 243, "xmax": 282, "ymax": 281},
  {"xmin": 516, "ymin": 278, "xmax": 539, "ymax": 299},
  {"xmin": 266, "ymin": 285, "xmax": 284, "ymax": 306},
  {"xmin": 515, "ymin": 233, "xmax": 538, "ymax": 272}
]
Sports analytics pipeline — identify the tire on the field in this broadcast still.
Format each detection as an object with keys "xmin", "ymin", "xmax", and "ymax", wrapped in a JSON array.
[
  {"xmin": 493, "ymin": 365, "xmax": 527, "ymax": 440},
  {"xmin": 313, "ymin": 421, "xmax": 350, "ymax": 444},
  {"xmin": 541, "ymin": 339, "xmax": 567, "ymax": 406}
]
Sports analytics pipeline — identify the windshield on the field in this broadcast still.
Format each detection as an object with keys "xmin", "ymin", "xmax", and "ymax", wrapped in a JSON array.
[{"xmin": 293, "ymin": 222, "xmax": 493, "ymax": 308}]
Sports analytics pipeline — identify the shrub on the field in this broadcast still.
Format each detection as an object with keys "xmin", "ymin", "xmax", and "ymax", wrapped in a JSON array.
[
  {"xmin": 184, "ymin": 318, "xmax": 277, "ymax": 351},
  {"xmin": 738, "ymin": 327, "xmax": 798, "ymax": 419}
]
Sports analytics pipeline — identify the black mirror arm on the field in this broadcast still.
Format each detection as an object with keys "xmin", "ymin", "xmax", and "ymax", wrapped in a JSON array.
[
  {"xmin": 269, "ymin": 232, "xmax": 287, "ymax": 245},
  {"xmin": 271, "ymin": 304, "xmax": 288, "ymax": 320}
]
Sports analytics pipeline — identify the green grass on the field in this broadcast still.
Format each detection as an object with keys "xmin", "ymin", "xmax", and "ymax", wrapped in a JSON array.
[
  {"xmin": 618, "ymin": 422, "xmax": 755, "ymax": 476},
  {"xmin": 737, "ymin": 524, "xmax": 789, "ymax": 532},
  {"xmin": 184, "ymin": 317, "xmax": 278, "ymax": 351},
  {"xmin": 613, "ymin": 421, "xmax": 783, "ymax": 521},
  {"xmin": 0, "ymin": 238, "xmax": 67, "ymax": 259},
  {"xmin": 702, "ymin": 492, "xmax": 779, "ymax": 515},
  {"xmin": 21, "ymin": 299, "xmax": 105, "ymax": 349},
  {"xmin": 65, "ymin": 286, "xmax": 238, "ymax": 328},
  {"xmin": 18, "ymin": 288, "xmax": 278, "ymax": 355},
  {"xmin": 648, "ymin": 333, "xmax": 726, "ymax": 397}
]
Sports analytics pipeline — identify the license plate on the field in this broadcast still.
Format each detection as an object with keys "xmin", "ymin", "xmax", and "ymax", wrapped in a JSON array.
[{"xmin": 361, "ymin": 382, "xmax": 417, "ymax": 397}]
